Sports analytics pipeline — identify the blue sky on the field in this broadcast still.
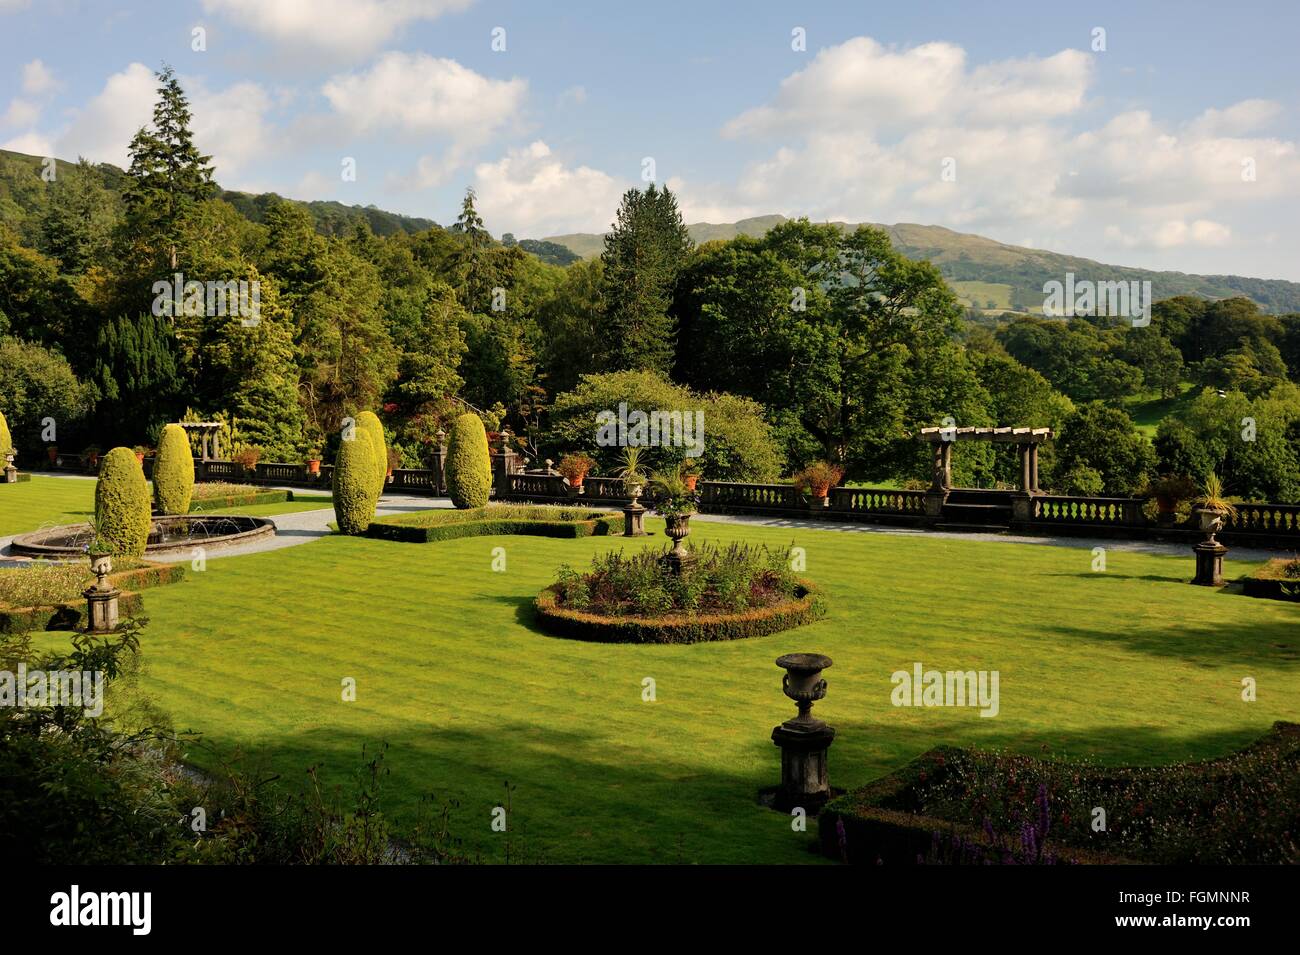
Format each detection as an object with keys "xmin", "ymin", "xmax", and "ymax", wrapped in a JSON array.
[{"xmin": 2, "ymin": 0, "xmax": 1298, "ymax": 279}]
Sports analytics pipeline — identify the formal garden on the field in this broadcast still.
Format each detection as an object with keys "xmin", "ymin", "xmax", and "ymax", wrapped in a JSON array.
[{"xmin": 1, "ymin": 65, "xmax": 1298, "ymax": 868}]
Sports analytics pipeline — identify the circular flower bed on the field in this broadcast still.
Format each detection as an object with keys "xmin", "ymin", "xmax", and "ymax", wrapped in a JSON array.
[{"xmin": 534, "ymin": 542, "xmax": 826, "ymax": 644}]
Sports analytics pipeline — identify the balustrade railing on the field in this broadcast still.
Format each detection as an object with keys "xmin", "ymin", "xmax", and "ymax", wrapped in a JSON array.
[
  {"xmin": 833, "ymin": 486, "xmax": 927, "ymax": 514},
  {"xmin": 1227, "ymin": 502, "xmax": 1300, "ymax": 537},
  {"xmin": 1032, "ymin": 495, "xmax": 1144, "ymax": 526},
  {"xmin": 699, "ymin": 481, "xmax": 802, "ymax": 510}
]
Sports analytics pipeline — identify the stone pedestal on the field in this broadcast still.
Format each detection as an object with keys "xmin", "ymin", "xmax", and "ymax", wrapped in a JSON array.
[
  {"xmin": 622, "ymin": 501, "xmax": 646, "ymax": 537},
  {"xmin": 3, "ymin": 465, "xmax": 16, "ymax": 484},
  {"xmin": 659, "ymin": 514, "xmax": 695, "ymax": 575},
  {"xmin": 83, "ymin": 586, "xmax": 121, "ymax": 632},
  {"xmin": 1011, "ymin": 492, "xmax": 1034, "ymax": 523},
  {"xmin": 771, "ymin": 721, "xmax": 836, "ymax": 812},
  {"xmin": 1193, "ymin": 540, "xmax": 1228, "ymax": 586}
]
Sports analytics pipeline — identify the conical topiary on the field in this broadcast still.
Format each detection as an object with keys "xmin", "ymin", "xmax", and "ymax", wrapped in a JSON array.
[
  {"xmin": 153, "ymin": 423, "xmax": 195, "ymax": 514},
  {"xmin": 94, "ymin": 447, "xmax": 152, "ymax": 556},
  {"xmin": 333, "ymin": 424, "xmax": 378, "ymax": 534},
  {"xmin": 445, "ymin": 413, "xmax": 491, "ymax": 509},
  {"xmin": 355, "ymin": 410, "xmax": 387, "ymax": 501}
]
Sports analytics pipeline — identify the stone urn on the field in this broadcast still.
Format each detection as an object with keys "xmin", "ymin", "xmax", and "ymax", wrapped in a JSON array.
[
  {"xmin": 659, "ymin": 512, "xmax": 695, "ymax": 575},
  {"xmin": 89, "ymin": 553, "xmax": 113, "ymax": 590},
  {"xmin": 770, "ymin": 653, "xmax": 836, "ymax": 812},
  {"xmin": 83, "ymin": 552, "xmax": 121, "ymax": 632},
  {"xmin": 622, "ymin": 480, "xmax": 646, "ymax": 537},
  {"xmin": 1192, "ymin": 507, "xmax": 1229, "ymax": 586},
  {"xmin": 3, "ymin": 450, "xmax": 16, "ymax": 484}
]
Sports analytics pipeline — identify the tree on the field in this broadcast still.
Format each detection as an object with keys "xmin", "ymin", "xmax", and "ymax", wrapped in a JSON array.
[
  {"xmin": 0, "ymin": 336, "xmax": 93, "ymax": 457},
  {"xmin": 90, "ymin": 312, "xmax": 183, "ymax": 444},
  {"xmin": 39, "ymin": 159, "xmax": 120, "ymax": 274},
  {"xmin": 536, "ymin": 259, "xmax": 606, "ymax": 395},
  {"xmin": 122, "ymin": 65, "xmax": 215, "ymax": 272},
  {"xmin": 1118, "ymin": 327, "xmax": 1183, "ymax": 397},
  {"xmin": 1054, "ymin": 403, "xmax": 1155, "ymax": 496},
  {"xmin": 600, "ymin": 184, "xmax": 692, "ymax": 374}
]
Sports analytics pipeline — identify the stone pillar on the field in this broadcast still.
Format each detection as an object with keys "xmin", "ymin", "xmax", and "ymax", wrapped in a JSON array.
[
  {"xmin": 212, "ymin": 428, "xmax": 221, "ymax": 462},
  {"xmin": 1030, "ymin": 444, "xmax": 1041, "ymax": 492},
  {"xmin": 1019, "ymin": 444, "xmax": 1032, "ymax": 493},
  {"xmin": 434, "ymin": 430, "xmax": 447, "ymax": 495},
  {"xmin": 1193, "ymin": 540, "xmax": 1228, "ymax": 586},
  {"xmin": 83, "ymin": 556, "xmax": 120, "ymax": 633},
  {"xmin": 623, "ymin": 500, "xmax": 646, "ymax": 537},
  {"xmin": 930, "ymin": 442, "xmax": 946, "ymax": 491}
]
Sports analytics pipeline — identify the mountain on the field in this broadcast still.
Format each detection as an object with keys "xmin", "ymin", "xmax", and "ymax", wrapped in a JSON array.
[
  {"xmin": 0, "ymin": 148, "xmax": 437, "ymax": 243},
  {"xmin": 541, "ymin": 215, "xmax": 1300, "ymax": 314}
]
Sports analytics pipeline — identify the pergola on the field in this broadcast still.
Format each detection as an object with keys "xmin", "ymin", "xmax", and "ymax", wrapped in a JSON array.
[
  {"xmin": 918, "ymin": 426, "xmax": 1053, "ymax": 494},
  {"xmin": 178, "ymin": 421, "xmax": 224, "ymax": 462}
]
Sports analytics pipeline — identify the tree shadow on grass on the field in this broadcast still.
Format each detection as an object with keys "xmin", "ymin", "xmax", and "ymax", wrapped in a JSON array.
[{"xmin": 1032, "ymin": 616, "xmax": 1300, "ymax": 669}]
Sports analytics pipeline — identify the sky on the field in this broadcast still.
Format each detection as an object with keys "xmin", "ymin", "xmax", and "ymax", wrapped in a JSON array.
[{"xmin": 1, "ymin": 0, "xmax": 1298, "ymax": 279}]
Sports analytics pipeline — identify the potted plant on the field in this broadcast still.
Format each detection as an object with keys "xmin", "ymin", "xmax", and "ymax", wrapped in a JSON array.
[
  {"xmin": 1192, "ymin": 472, "xmax": 1238, "ymax": 533},
  {"xmin": 680, "ymin": 458, "xmax": 702, "ymax": 491},
  {"xmin": 557, "ymin": 452, "xmax": 596, "ymax": 490},
  {"xmin": 132, "ymin": 444, "xmax": 148, "ymax": 465},
  {"xmin": 82, "ymin": 444, "xmax": 102, "ymax": 470},
  {"xmin": 232, "ymin": 445, "xmax": 260, "ymax": 476},
  {"xmin": 648, "ymin": 468, "xmax": 700, "ymax": 570},
  {"xmin": 615, "ymin": 447, "xmax": 646, "ymax": 499},
  {"xmin": 1143, "ymin": 474, "xmax": 1197, "ymax": 526},
  {"xmin": 84, "ymin": 524, "xmax": 115, "ymax": 588},
  {"xmin": 794, "ymin": 460, "xmax": 845, "ymax": 506},
  {"xmin": 306, "ymin": 447, "xmax": 322, "ymax": 475},
  {"xmin": 386, "ymin": 447, "xmax": 401, "ymax": 482},
  {"xmin": 46, "ymin": 445, "xmax": 58, "ymax": 465}
]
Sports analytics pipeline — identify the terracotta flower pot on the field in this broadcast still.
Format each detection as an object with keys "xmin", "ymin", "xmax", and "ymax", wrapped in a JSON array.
[
  {"xmin": 683, "ymin": 475, "xmax": 699, "ymax": 491},
  {"xmin": 307, "ymin": 459, "xmax": 320, "ymax": 474},
  {"xmin": 134, "ymin": 452, "xmax": 145, "ymax": 465}
]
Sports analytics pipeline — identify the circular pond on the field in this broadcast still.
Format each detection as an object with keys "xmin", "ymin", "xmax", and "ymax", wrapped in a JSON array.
[{"xmin": 10, "ymin": 515, "xmax": 275, "ymax": 558}]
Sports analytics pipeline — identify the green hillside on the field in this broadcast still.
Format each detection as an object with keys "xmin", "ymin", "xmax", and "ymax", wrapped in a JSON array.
[{"xmin": 543, "ymin": 215, "xmax": 1300, "ymax": 314}]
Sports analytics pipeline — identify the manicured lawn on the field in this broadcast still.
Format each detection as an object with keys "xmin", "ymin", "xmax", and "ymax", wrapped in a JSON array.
[
  {"xmin": 112, "ymin": 517, "xmax": 1298, "ymax": 864},
  {"xmin": 1126, "ymin": 382, "xmax": 1196, "ymax": 438},
  {"xmin": 0, "ymin": 476, "xmax": 331, "ymax": 534}
]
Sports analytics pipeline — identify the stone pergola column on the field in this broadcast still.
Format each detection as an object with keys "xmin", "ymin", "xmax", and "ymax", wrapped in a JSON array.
[
  {"xmin": 1030, "ymin": 444, "xmax": 1041, "ymax": 492},
  {"xmin": 1019, "ymin": 443, "xmax": 1032, "ymax": 493}
]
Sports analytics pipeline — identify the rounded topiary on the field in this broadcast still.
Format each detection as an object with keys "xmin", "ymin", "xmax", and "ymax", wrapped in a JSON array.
[
  {"xmin": 333, "ymin": 426, "xmax": 378, "ymax": 534},
  {"xmin": 355, "ymin": 411, "xmax": 387, "ymax": 500},
  {"xmin": 0, "ymin": 410, "xmax": 12, "ymax": 459},
  {"xmin": 153, "ymin": 423, "xmax": 195, "ymax": 515},
  {"xmin": 445, "ymin": 413, "xmax": 492, "ymax": 509},
  {"xmin": 94, "ymin": 447, "xmax": 152, "ymax": 557}
]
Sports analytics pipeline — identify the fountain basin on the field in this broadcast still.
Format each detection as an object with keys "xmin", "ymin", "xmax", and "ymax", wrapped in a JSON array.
[{"xmin": 10, "ymin": 515, "xmax": 275, "ymax": 558}]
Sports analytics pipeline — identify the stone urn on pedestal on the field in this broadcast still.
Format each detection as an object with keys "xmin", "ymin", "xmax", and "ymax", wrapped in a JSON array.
[
  {"xmin": 659, "ymin": 512, "xmax": 695, "ymax": 575},
  {"xmin": 770, "ymin": 653, "xmax": 836, "ymax": 812},
  {"xmin": 1192, "ymin": 507, "xmax": 1229, "ymax": 586},
  {"xmin": 4, "ymin": 450, "xmax": 16, "ymax": 483},
  {"xmin": 622, "ymin": 479, "xmax": 646, "ymax": 537},
  {"xmin": 82, "ymin": 551, "xmax": 121, "ymax": 633}
]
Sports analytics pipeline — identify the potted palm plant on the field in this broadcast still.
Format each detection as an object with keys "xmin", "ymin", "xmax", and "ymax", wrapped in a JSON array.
[
  {"xmin": 614, "ymin": 447, "xmax": 646, "ymax": 500},
  {"xmin": 1192, "ymin": 472, "xmax": 1238, "ymax": 533},
  {"xmin": 648, "ymin": 468, "xmax": 700, "ymax": 572}
]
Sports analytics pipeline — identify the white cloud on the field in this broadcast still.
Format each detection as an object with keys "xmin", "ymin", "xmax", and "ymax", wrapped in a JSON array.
[
  {"xmin": 472, "ymin": 140, "xmax": 628, "ymax": 236},
  {"xmin": 717, "ymin": 35, "xmax": 1300, "ymax": 270},
  {"xmin": 2, "ymin": 98, "xmax": 39, "ymax": 127},
  {"xmin": 0, "ymin": 130, "xmax": 53, "ymax": 156},
  {"xmin": 54, "ymin": 62, "xmax": 156, "ymax": 167},
  {"xmin": 324, "ymin": 52, "xmax": 526, "ymax": 188},
  {"xmin": 201, "ymin": 0, "xmax": 474, "ymax": 59},
  {"xmin": 189, "ymin": 80, "xmax": 277, "ymax": 184},
  {"xmin": 21, "ymin": 59, "xmax": 58, "ymax": 95}
]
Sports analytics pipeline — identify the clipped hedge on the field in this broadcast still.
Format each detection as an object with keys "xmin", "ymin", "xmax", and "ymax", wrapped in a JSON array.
[
  {"xmin": 332, "ymin": 428, "xmax": 377, "ymax": 534},
  {"xmin": 366, "ymin": 513, "xmax": 620, "ymax": 543},
  {"xmin": 0, "ymin": 409, "xmax": 11, "ymax": 458},
  {"xmin": 94, "ymin": 447, "xmax": 152, "ymax": 557},
  {"xmin": 0, "ymin": 561, "xmax": 185, "ymax": 634},
  {"xmin": 1242, "ymin": 559, "xmax": 1300, "ymax": 602},
  {"xmin": 190, "ymin": 488, "xmax": 293, "ymax": 511},
  {"xmin": 445, "ymin": 412, "xmax": 491, "ymax": 509},
  {"xmin": 153, "ymin": 423, "xmax": 195, "ymax": 515},
  {"xmin": 355, "ymin": 410, "xmax": 387, "ymax": 500},
  {"xmin": 533, "ymin": 578, "xmax": 824, "ymax": 644}
]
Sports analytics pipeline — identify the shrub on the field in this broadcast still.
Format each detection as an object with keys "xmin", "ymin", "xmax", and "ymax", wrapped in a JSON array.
[
  {"xmin": 356, "ymin": 411, "xmax": 387, "ymax": 498},
  {"xmin": 793, "ymin": 461, "xmax": 845, "ymax": 497},
  {"xmin": 94, "ymin": 447, "xmax": 151, "ymax": 557},
  {"xmin": 152, "ymin": 423, "xmax": 194, "ymax": 515},
  {"xmin": 332, "ymin": 428, "xmax": 377, "ymax": 534},
  {"xmin": 0, "ymin": 410, "xmax": 11, "ymax": 458},
  {"xmin": 232, "ymin": 445, "xmax": 261, "ymax": 471},
  {"xmin": 446, "ymin": 412, "xmax": 491, "ymax": 509},
  {"xmin": 366, "ymin": 506, "xmax": 620, "ymax": 543}
]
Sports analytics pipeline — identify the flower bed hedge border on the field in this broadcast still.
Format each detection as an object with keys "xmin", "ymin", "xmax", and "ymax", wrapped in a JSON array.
[
  {"xmin": 189, "ymin": 488, "xmax": 293, "ymax": 511},
  {"xmin": 1241, "ymin": 559, "xmax": 1300, "ymax": 602},
  {"xmin": 0, "ymin": 561, "xmax": 186, "ymax": 633},
  {"xmin": 364, "ymin": 514, "xmax": 621, "ymax": 544},
  {"xmin": 818, "ymin": 721, "xmax": 1300, "ymax": 865},
  {"xmin": 533, "ymin": 578, "xmax": 824, "ymax": 644}
]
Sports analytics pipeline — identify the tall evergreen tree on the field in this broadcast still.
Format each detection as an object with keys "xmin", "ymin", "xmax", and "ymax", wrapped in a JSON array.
[
  {"xmin": 600, "ymin": 184, "xmax": 692, "ymax": 375},
  {"xmin": 123, "ymin": 65, "xmax": 215, "ymax": 272},
  {"xmin": 91, "ymin": 312, "xmax": 183, "ymax": 442},
  {"xmin": 39, "ymin": 158, "xmax": 120, "ymax": 274}
]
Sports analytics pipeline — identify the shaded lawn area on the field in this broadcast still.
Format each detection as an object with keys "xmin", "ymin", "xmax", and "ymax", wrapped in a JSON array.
[
  {"xmin": 1126, "ymin": 382, "xmax": 1196, "ymax": 438},
  {"xmin": 0, "ymin": 476, "xmax": 332, "ymax": 534},
  {"xmin": 105, "ymin": 517, "xmax": 1299, "ymax": 864}
]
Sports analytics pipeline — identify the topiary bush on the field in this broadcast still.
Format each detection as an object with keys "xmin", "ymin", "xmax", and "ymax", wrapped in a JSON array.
[
  {"xmin": 0, "ymin": 410, "xmax": 12, "ymax": 459},
  {"xmin": 94, "ymin": 447, "xmax": 152, "ymax": 557},
  {"xmin": 445, "ymin": 412, "xmax": 491, "ymax": 509},
  {"xmin": 332, "ymin": 426, "xmax": 377, "ymax": 534},
  {"xmin": 152, "ymin": 423, "xmax": 194, "ymax": 515},
  {"xmin": 355, "ymin": 411, "xmax": 387, "ymax": 500}
]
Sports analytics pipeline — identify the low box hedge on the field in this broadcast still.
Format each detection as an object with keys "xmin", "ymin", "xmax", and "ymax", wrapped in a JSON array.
[
  {"xmin": 533, "ymin": 578, "xmax": 825, "ymax": 644},
  {"xmin": 0, "ymin": 473, "xmax": 32, "ymax": 484},
  {"xmin": 819, "ymin": 721, "xmax": 1300, "ymax": 865},
  {"xmin": 0, "ymin": 561, "xmax": 186, "ymax": 634},
  {"xmin": 1241, "ymin": 558, "xmax": 1300, "ymax": 602},
  {"xmin": 365, "ymin": 512, "xmax": 621, "ymax": 543},
  {"xmin": 189, "ymin": 488, "xmax": 293, "ymax": 511}
]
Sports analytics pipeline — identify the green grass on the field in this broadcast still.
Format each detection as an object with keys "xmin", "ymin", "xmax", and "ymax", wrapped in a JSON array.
[
  {"xmin": 1126, "ymin": 382, "xmax": 1197, "ymax": 438},
  {"xmin": 85, "ymin": 517, "xmax": 1298, "ymax": 864},
  {"xmin": 0, "ymin": 476, "xmax": 331, "ymax": 534},
  {"xmin": 373, "ymin": 504, "xmax": 602, "ymax": 528}
]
